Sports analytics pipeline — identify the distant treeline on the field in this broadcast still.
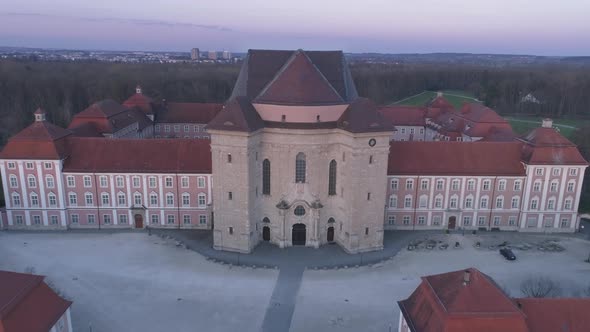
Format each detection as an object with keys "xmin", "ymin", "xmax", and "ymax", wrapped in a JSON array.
[{"xmin": 2, "ymin": 59, "xmax": 590, "ymax": 145}]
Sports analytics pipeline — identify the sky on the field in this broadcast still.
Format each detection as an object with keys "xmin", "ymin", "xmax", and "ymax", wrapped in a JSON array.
[{"xmin": 0, "ymin": 0, "xmax": 589, "ymax": 56}]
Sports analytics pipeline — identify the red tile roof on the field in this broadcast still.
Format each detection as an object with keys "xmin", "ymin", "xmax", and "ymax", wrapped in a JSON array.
[
  {"xmin": 231, "ymin": 49, "xmax": 358, "ymax": 103},
  {"xmin": 206, "ymin": 97, "xmax": 264, "ymax": 133},
  {"xmin": 337, "ymin": 98, "xmax": 395, "ymax": 133},
  {"xmin": 0, "ymin": 270, "xmax": 71, "ymax": 332},
  {"xmin": 378, "ymin": 106, "xmax": 426, "ymax": 126},
  {"xmin": 389, "ymin": 141, "xmax": 526, "ymax": 176},
  {"xmin": 157, "ymin": 102, "xmax": 222, "ymax": 124},
  {"xmin": 123, "ymin": 92, "xmax": 155, "ymax": 114},
  {"xmin": 75, "ymin": 99, "xmax": 127, "ymax": 118},
  {"xmin": 68, "ymin": 101, "xmax": 152, "ymax": 135},
  {"xmin": 0, "ymin": 121, "xmax": 71, "ymax": 160},
  {"xmin": 427, "ymin": 95, "xmax": 455, "ymax": 110},
  {"xmin": 518, "ymin": 127, "xmax": 588, "ymax": 165},
  {"xmin": 254, "ymin": 50, "xmax": 345, "ymax": 105},
  {"xmin": 516, "ymin": 298, "xmax": 590, "ymax": 332},
  {"xmin": 63, "ymin": 138, "xmax": 212, "ymax": 173},
  {"xmin": 399, "ymin": 268, "xmax": 528, "ymax": 332}
]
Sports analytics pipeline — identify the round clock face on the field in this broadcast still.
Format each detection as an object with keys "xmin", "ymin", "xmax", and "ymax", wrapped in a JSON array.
[{"xmin": 368, "ymin": 138, "xmax": 376, "ymax": 147}]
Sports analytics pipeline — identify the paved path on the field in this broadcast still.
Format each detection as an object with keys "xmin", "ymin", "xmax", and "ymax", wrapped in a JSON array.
[{"xmin": 151, "ymin": 229, "xmax": 430, "ymax": 332}]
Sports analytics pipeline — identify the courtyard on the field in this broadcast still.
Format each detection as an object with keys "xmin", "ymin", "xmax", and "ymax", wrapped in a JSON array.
[{"xmin": 0, "ymin": 229, "xmax": 589, "ymax": 332}]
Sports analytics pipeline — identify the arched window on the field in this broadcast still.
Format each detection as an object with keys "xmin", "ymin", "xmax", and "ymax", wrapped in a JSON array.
[
  {"xmin": 262, "ymin": 159, "xmax": 271, "ymax": 195},
  {"xmin": 389, "ymin": 195, "xmax": 397, "ymax": 208},
  {"xmin": 328, "ymin": 160, "xmax": 337, "ymax": 195},
  {"xmin": 48, "ymin": 192, "xmax": 57, "ymax": 207},
  {"xmin": 134, "ymin": 192, "xmax": 142, "ymax": 205},
  {"xmin": 294, "ymin": 205, "xmax": 306, "ymax": 216},
  {"xmin": 28, "ymin": 175, "xmax": 37, "ymax": 188},
  {"xmin": 12, "ymin": 192, "xmax": 21, "ymax": 206},
  {"xmin": 419, "ymin": 195, "xmax": 428, "ymax": 208},
  {"xmin": 30, "ymin": 192, "xmax": 39, "ymax": 207},
  {"xmin": 295, "ymin": 153, "xmax": 306, "ymax": 183},
  {"xmin": 328, "ymin": 217, "xmax": 335, "ymax": 223},
  {"xmin": 9, "ymin": 175, "xmax": 18, "ymax": 188},
  {"xmin": 263, "ymin": 217, "xmax": 270, "ymax": 223}
]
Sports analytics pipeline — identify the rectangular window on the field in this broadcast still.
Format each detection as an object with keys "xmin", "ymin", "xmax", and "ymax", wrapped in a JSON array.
[
  {"xmin": 434, "ymin": 197, "xmax": 442, "ymax": 208},
  {"xmin": 84, "ymin": 176, "xmax": 92, "ymax": 188},
  {"xmin": 388, "ymin": 215, "xmax": 395, "ymax": 225},
  {"xmin": 194, "ymin": 125, "xmax": 199, "ymax": 132},
  {"xmin": 69, "ymin": 193, "xmax": 77, "ymax": 206},
  {"xmin": 9, "ymin": 176, "xmax": 18, "ymax": 188},
  {"xmin": 67, "ymin": 176, "xmax": 75, "ymax": 187},
  {"xmin": 535, "ymin": 168, "xmax": 543, "ymax": 176},
  {"xmin": 406, "ymin": 180, "xmax": 413, "ymax": 190},
  {"xmin": 7, "ymin": 162, "xmax": 16, "ymax": 169},
  {"xmin": 149, "ymin": 177, "xmax": 157, "ymax": 188},
  {"xmin": 132, "ymin": 176, "xmax": 141, "ymax": 188},
  {"xmin": 508, "ymin": 216, "xmax": 517, "ymax": 226},
  {"xmin": 102, "ymin": 194, "xmax": 110, "ymax": 206},
  {"xmin": 451, "ymin": 180, "xmax": 459, "ymax": 191},
  {"xmin": 71, "ymin": 214, "xmax": 79, "ymax": 224},
  {"xmin": 567, "ymin": 182, "xmax": 574, "ymax": 192},
  {"xmin": 155, "ymin": 124, "xmax": 161, "ymax": 131},
  {"xmin": 88, "ymin": 215, "xmax": 96, "ymax": 224},
  {"xmin": 495, "ymin": 197, "xmax": 503, "ymax": 209},
  {"xmin": 464, "ymin": 197, "xmax": 473, "ymax": 208},
  {"xmin": 404, "ymin": 197, "xmax": 412, "ymax": 208},
  {"xmin": 44, "ymin": 162, "xmax": 52, "ymax": 169},
  {"xmin": 151, "ymin": 214, "xmax": 159, "ymax": 224},
  {"xmin": 46, "ymin": 176, "xmax": 54, "ymax": 188},
  {"xmin": 150, "ymin": 194, "xmax": 158, "ymax": 206},
  {"xmin": 570, "ymin": 168, "xmax": 578, "ymax": 176},
  {"xmin": 197, "ymin": 177, "xmax": 205, "ymax": 188},
  {"xmin": 174, "ymin": 125, "xmax": 180, "ymax": 132},
  {"xmin": 118, "ymin": 194, "xmax": 126, "ymax": 206},
  {"xmin": 165, "ymin": 125, "xmax": 170, "ymax": 132},
  {"xmin": 403, "ymin": 216, "xmax": 410, "ymax": 225},
  {"xmin": 184, "ymin": 125, "xmax": 189, "ymax": 132},
  {"xmin": 25, "ymin": 162, "xmax": 33, "ymax": 169},
  {"xmin": 530, "ymin": 199, "xmax": 538, "ymax": 210},
  {"xmin": 367, "ymin": 192, "xmax": 371, "ymax": 200},
  {"xmin": 198, "ymin": 194, "xmax": 206, "ymax": 207},
  {"xmin": 28, "ymin": 176, "xmax": 37, "ymax": 188},
  {"xmin": 116, "ymin": 176, "xmax": 124, "ymax": 188},
  {"xmin": 552, "ymin": 168, "xmax": 560, "ymax": 176},
  {"xmin": 560, "ymin": 218, "xmax": 569, "ymax": 228},
  {"xmin": 134, "ymin": 194, "xmax": 142, "ymax": 205},
  {"xmin": 181, "ymin": 177, "xmax": 189, "ymax": 188},
  {"xmin": 498, "ymin": 181, "xmax": 506, "ymax": 191},
  {"xmin": 565, "ymin": 199, "xmax": 573, "ymax": 210},
  {"xmin": 199, "ymin": 215, "xmax": 207, "ymax": 225},
  {"xmin": 511, "ymin": 197, "xmax": 519, "ymax": 209},
  {"xmin": 85, "ymin": 193, "xmax": 93, "ymax": 205},
  {"xmin": 165, "ymin": 177, "xmax": 173, "ymax": 188},
  {"xmin": 478, "ymin": 216, "xmax": 486, "ymax": 226},
  {"xmin": 480, "ymin": 197, "xmax": 488, "ymax": 209},
  {"xmin": 463, "ymin": 216, "xmax": 471, "ymax": 226},
  {"xmin": 13, "ymin": 194, "xmax": 21, "ymax": 206},
  {"xmin": 166, "ymin": 194, "xmax": 174, "ymax": 206},
  {"xmin": 390, "ymin": 179, "xmax": 398, "ymax": 190},
  {"xmin": 436, "ymin": 179, "xmax": 444, "ymax": 190},
  {"xmin": 229, "ymin": 227, "xmax": 234, "ymax": 234},
  {"xmin": 103, "ymin": 214, "xmax": 111, "ymax": 224},
  {"xmin": 228, "ymin": 192, "xmax": 233, "ymax": 200},
  {"xmin": 183, "ymin": 215, "xmax": 191, "ymax": 224},
  {"xmin": 31, "ymin": 194, "xmax": 39, "ymax": 207},
  {"xmin": 449, "ymin": 197, "xmax": 458, "ymax": 209},
  {"xmin": 514, "ymin": 181, "xmax": 522, "ymax": 191},
  {"xmin": 99, "ymin": 176, "xmax": 108, "ymax": 188},
  {"xmin": 15, "ymin": 215, "xmax": 23, "ymax": 224},
  {"xmin": 433, "ymin": 216, "xmax": 441, "ymax": 225},
  {"xmin": 182, "ymin": 194, "xmax": 190, "ymax": 206},
  {"xmin": 418, "ymin": 216, "xmax": 425, "ymax": 225},
  {"xmin": 50, "ymin": 215, "xmax": 58, "ymax": 225},
  {"xmin": 420, "ymin": 180, "xmax": 428, "ymax": 190},
  {"xmin": 467, "ymin": 180, "xmax": 475, "ymax": 191},
  {"xmin": 482, "ymin": 180, "xmax": 490, "ymax": 191},
  {"xmin": 167, "ymin": 215, "xmax": 175, "ymax": 224},
  {"xmin": 493, "ymin": 216, "xmax": 501, "ymax": 226},
  {"xmin": 33, "ymin": 215, "xmax": 41, "ymax": 225}
]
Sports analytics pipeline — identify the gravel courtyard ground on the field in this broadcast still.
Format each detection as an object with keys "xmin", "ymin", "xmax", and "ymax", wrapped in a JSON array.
[
  {"xmin": 290, "ymin": 232, "xmax": 590, "ymax": 332},
  {"xmin": 1, "ymin": 231, "xmax": 589, "ymax": 332},
  {"xmin": 0, "ymin": 232, "xmax": 278, "ymax": 332}
]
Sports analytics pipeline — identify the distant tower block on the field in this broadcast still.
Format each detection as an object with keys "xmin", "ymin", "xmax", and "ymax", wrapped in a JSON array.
[
  {"xmin": 208, "ymin": 51, "xmax": 217, "ymax": 60},
  {"xmin": 34, "ymin": 108, "xmax": 46, "ymax": 122},
  {"xmin": 191, "ymin": 48, "xmax": 200, "ymax": 60},
  {"xmin": 222, "ymin": 51, "xmax": 231, "ymax": 60}
]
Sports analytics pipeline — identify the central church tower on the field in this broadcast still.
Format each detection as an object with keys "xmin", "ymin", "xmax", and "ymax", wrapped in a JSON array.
[{"xmin": 207, "ymin": 50, "xmax": 393, "ymax": 253}]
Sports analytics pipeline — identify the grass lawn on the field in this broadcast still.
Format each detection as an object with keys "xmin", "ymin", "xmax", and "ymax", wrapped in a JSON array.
[
  {"xmin": 504, "ymin": 115, "xmax": 587, "ymax": 139},
  {"xmin": 392, "ymin": 90, "xmax": 479, "ymax": 109}
]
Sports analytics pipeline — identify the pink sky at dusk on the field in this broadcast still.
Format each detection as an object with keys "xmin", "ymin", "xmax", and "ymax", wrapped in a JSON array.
[{"xmin": 0, "ymin": 0, "xmax": 589, "ymax": 55}]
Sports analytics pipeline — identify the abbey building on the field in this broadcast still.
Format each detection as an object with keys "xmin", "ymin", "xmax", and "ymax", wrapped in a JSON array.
[{"xmin": 0, "ymin": 49, "xmax": 587, "ymax": 254}]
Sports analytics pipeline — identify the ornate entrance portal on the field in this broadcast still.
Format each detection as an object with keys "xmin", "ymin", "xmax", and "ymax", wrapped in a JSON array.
[
  {"xmin": 292, "ymin": 223, "xmax": 306, "ymax": 246},
  {"xmin": 448, "ymin": 216, "xmax": 456, "ymax": 230}
]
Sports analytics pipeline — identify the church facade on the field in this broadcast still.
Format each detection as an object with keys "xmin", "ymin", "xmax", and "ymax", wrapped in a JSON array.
[{"xmin": 0, "ymin": 49, "xmax": 587, "ymax": 254}]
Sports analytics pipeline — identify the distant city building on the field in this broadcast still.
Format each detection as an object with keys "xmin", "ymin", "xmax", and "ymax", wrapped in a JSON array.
[
  {"xmin": 191, "ymin": 48, "xmax": 200, "ymax": 61},
  {"xmin": 208, "ymin": 51, "xmax": 217, "ymax": 60},
  {"xmin": 222, "ymin": 51, "xmax": 231, "ymax": 60}
]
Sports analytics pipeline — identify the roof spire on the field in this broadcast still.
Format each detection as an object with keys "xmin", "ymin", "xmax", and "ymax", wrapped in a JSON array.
[{"xmin": 34, "ymin": 108, "xmax": 46, "ymax": 122}]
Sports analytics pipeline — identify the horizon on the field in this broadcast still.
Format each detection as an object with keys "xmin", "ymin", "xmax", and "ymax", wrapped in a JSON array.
[{"xmin": 1, "ymin": 0, "xmax": 589, "ymax": 56}]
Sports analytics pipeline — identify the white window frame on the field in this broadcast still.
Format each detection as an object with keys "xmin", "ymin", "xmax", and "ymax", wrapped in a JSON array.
[{"xmin": 197, "ymin": 177, "xmax": 206, "ymax": 188}]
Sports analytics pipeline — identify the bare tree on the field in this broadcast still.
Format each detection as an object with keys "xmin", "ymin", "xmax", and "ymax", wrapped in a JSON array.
[{"xmin": 520, "ymin": 276, "xmax": 562, "ymax": 298}]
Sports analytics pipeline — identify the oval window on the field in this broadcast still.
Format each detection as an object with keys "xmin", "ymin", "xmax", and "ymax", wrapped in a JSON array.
[{"xmin": 294, "ymin": 205, "xmax": 306, "ymax": 216}]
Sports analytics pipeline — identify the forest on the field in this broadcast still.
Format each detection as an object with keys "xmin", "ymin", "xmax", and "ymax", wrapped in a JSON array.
[{"xmin": 1, "ymin": 59, "xmax": 590, "ymax": 208}]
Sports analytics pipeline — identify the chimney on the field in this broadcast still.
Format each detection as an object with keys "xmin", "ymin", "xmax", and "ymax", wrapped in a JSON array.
[
  {"xmin": 542, "ymin": 118, "xmax": 553, "ymax": 128},
  {"xmin": 136, "ymin": 85, "xmax": 142, "ymax": 94},
  {"xmin": 34, "ymin": 108, "xmax": 46, "ymax": 122},
  {"xmin": 437, "ymin": 91, "xmax": 443, "ymax": 97},
  {"xmin": 463, "ymin": 270, "xmax": 471, "ymax": 285}
]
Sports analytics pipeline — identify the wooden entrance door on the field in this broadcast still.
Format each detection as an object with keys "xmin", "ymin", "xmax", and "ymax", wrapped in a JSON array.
[
  {"xmin": 263, "ymin": 226, "xmax": 270, "ymax": 241},
  {"xmin": 134, "ymin": 214, "xmax": 143, "ymax": 228},
  {"xmin": 292, "ymin": 223, "xmax": 306, "ymax": 246},
  {"xmin": 327, "ymin": 226, "xmax": 334, "ymax": 242},
  {"xmin": 448, "ymin": 216, "xmax": 456, "ymax": 230}
]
